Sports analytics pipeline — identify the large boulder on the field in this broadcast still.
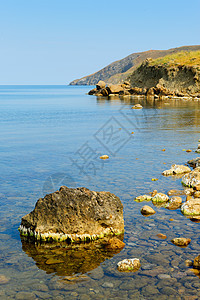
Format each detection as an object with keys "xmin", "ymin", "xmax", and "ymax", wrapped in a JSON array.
[
  {"xmin": 182, "ymin": 167, "xmax": 200, "ymax": 187},
  {"xmin": 107, "ymin": 84, "xmax": 124, "ymax": 94},
  {"xmin": 162, "ymin": 164, "xmax": 191, "ymax": 176},
  {"xmin": 96, "ymin": 80, "xmax": 106, "ymax": 90},
  {"xmin": 19, "ymin": 186, "xmax": 124, "ymax": 242}
]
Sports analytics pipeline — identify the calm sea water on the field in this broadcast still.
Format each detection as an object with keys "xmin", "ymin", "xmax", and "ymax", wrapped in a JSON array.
[{"xmin": 0, "ymin": 85, "xmax": 200, "ymax": 299}]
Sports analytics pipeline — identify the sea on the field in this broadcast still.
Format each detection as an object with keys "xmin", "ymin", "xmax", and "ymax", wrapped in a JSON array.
[{"xmin": 0, "ymin": 85, "xmax": 200, "ymax": 299}]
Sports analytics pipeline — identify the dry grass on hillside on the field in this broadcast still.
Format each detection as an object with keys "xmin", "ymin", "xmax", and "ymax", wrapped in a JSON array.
[{"xmin": 150, "ymin": 50, "xmax": 200, "ymax": 67}]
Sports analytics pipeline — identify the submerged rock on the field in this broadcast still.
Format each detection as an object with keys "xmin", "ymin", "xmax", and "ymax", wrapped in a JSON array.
[
  {"xmin": 141, "ymin": 205, "xmax": 156, "ymax": 215},
  {"xmin": 152, "ymin": 193, "xmax": 169, "ymax": 203},
  {"xmin": 181, "ymin": 198, "xmax": 200, "ymax": 216},
  {"xmin": 19, "ymin": 186, "xmax": 124, "ymax": 242},
  {"xmin": 162, "ymin": 164, "xmax": 191, "ymax": 176},
  {"xmin": 117, "ymin": 258, "xmax": 141, "ymax": 272},
  {"xmin": 131, "ymin": 104, "xmax": 143, "ymax": 109},
  {"xmin": 104, "ymin": 237, "xmax": 125, "ymax": 251},
  {"xmin": 171, "ymin": 238, "xmax": 191, "ymax": 247},
  {"xmin": 167, "ymin": 189, "xmax": 185, "ymax": 196},
  {"xmin": 182, "ymin": 167, "xmax": 200, "ymax": 187}
]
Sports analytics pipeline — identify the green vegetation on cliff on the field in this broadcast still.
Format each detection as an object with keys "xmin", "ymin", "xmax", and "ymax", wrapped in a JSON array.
[{"xmin": 150, "ymin": 50, "xmax": 200, "ymax": 68}]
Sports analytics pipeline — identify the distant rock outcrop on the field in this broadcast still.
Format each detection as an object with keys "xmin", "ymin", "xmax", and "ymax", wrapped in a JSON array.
[
  {"xmin": 19, "ymin": 186, "xmax": 124, "ymax": 242},
  {"xmin": 69, "ymin": 45, "xmax": 200, "ymax": 85}
]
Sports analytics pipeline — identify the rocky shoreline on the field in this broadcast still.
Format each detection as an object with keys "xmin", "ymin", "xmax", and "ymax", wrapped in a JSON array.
[{"xmin": 88, "ymin": 58, "xmax": 200, "ymax": 100}]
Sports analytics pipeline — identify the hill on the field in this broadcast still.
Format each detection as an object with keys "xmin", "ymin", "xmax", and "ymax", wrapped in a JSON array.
[{"xmin": 69, "ymin": 45, "xmax": 200, "ymax": 86}]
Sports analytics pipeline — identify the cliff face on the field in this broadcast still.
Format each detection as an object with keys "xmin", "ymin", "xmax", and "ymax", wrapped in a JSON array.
[
  {"xmin": 69, "ymin": 45, "xmax": 200, "ymax": 86},
  {"xmin": 128, "ymin": 59, "xmax": 200, "ymax": 95}
]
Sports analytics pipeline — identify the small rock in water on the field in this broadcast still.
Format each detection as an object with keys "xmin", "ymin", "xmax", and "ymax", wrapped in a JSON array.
[
  {"xmin": 182, "ymin": 167, "xmax": 200, "ymax": 187},
  {"xmin": 117, "ymin": 258, "xmax": 141, "ymax": 272},
  {"xmin": 165, "ymin": 196, "xmax": 182, "ymax": 210},
  {"xmin": 152, "ymin": 193, "xmax": 169, "ymax": 203},
  {"xmin": 181, "ymin": 198, "xmax": 200, "ymax": 216},
  {"xmin": 157, "ymin": 274, "xmax": 171, "ymax": 279},
  {"xmin": 171, "ymin": 238, "xmax": 191, "ymax": 247},
  {"xmin": 156, "ymin": 233, "xmax": 167, "ymax": 239},
  {"xmin": 163, "ymin": 164, "xmax": 191, "ymax": 176},
  {"xmin": 135, "ymin": 194, "xmax": 152, "ymax": 202},
  {"xmin": 102, "ymin": 282, "xmax": 114, "ymax": 288},
  {"xmin": 186, "ymin": 149, "xmax": 192, "ymax": 152},
  {"xmin": 104, "ymin": 237, "xmax": 125, "ymax": 251},
  {"xmin": 193, "ymin": 255, "xmax": 200, "ymax": 268},
  {"xmin": 162, "ymin": 149, "xmax": 166, "ymax": 151},
  {"xmin": 131, "ymin": 104, "xmax": 143, "ymax": 109},
  {"xmin": 141, "ymin": 205, "xmax": 156, "ymax": 216},
  {"xmin": 100, "ymin": 155, "xmax": 109, "ymax": 159},
  {"xmin": 0, "ymin": 274, "xmax": 10, "ymax": 284},
  {"xmin": 151, "ymin": 178, "xmax": 158, "ymax": 181},
  {"xmin": 167, "ymin": 189, "xmax": 185, "ymax": 196},
  {"xmin": 185, "ymin": 260, "xmax": 193, "ymax": 267}
]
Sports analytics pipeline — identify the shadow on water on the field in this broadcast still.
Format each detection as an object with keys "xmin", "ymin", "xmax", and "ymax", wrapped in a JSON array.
[{"xmin": 20, "ymin": 235, "xmax": 124, "ymax": 277}]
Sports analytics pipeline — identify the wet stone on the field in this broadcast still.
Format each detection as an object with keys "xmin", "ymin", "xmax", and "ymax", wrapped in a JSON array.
[
  {"xmin": 158, "ymin": 274, "xmax": 171, "ymax": 279},
  {"xmin": 102, "ymin": 282, "xmax": 114, "ymax": 288},
  {"xmin": 89, "ymin": 266, "xmax": 104, "ymax": 280},
  {"xmin": 15, "ymin": 292, "xmax": 36, "ymax": 300}
]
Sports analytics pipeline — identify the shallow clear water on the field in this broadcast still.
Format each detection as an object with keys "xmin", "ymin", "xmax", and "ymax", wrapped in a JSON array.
[{"xmin": 0, "ymin": 85, "xmax": 200, "ymax": 299}]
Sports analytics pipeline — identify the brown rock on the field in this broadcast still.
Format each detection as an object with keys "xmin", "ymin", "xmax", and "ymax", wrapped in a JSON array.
[
  {"xmin": 19, "ymin": 186, "xmax": 124, "ymax": 242},
  {"xmin": 0, "ymin": 274, "xmax": 10, "ymax": 284},
  {"xmin": 165, "ymin": 196, "xmax": 182, "ymax": 210},
  {"xmin": 131, "ymin": 104, "xmax": 143, "ymax": 109},
  {"xmin": 193, "ymin": 255, "xmax": 200, "ymax": 268},
  {"xmin": 141, "ymin": 205, "xmax": 156, "ymax": 216},
  {"xmin": 171, "ymin": 238, "xmax": 191, "ymax": 247},
  {"xmin": 194, "ymin": 184, "xmax": 200, "ymax": 191},
  {"xmin": 104, "ymin": 237, "xmax": 125, "ymax": 251},
  {"xmin": 187, "ymin": 157, "xmax": 200, "ymax": 168},
  {"xmin": 163, "ymin": 164, "xmax": 191, "ymax": 176},
  {"xmin": 147, "ymin": 87, "xmax": 155, "ymax": 96},
  {"xmin": 167, "ymin": 189, "xmax": 185, "ymax": 196},
  {"xmin": 182, "ymin": 167, "xmax": 200, "ymax": 187},
  {"xmin": 156, "ymin": 233, "xmax": 167, "ymax": 239},
  {"xmin": 117, "ymin": 258, "xmax": 140, "ymax": 272},
  {"xmin": 107, "ymin": 84, "xmax": 123, "ymax": 94},
  {"xmin": 185, "ymin": 260, "xmax": 193, "ymax": 267},
  {"xmin": 181, "ymin": 198, "xmax": 200, "ymax": 216},
  {"xmin": 151, "ymin": 190, "xmax": 157, "ymax": 197},
  {"xmin": 88, "ymin": 88, "xmax": 97, "ymax": 95},
  {"xmin": 100, "ymin": 155, "xmax": 109, "ymax": 159},
  {"xmin": 194, "ymin": 191, "xmax": 200, "ymax": 198},
  {"xmin": 96, "ymin": 80, "xmax": 106, "ymax": 90}
]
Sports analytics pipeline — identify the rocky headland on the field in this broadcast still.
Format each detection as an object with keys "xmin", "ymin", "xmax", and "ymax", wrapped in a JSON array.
[
  {"xmin": 69, "ymin": 45, "xmax": 200, "ymax": 86},
  {"xmin": 88, "ymin": 50, "xmax": 200, "ymax": 99}
]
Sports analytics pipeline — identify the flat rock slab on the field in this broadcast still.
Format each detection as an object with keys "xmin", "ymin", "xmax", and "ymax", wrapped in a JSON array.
[{"xmin": 19, "ymin": 186, "xmax": 124, "ymax": 242}]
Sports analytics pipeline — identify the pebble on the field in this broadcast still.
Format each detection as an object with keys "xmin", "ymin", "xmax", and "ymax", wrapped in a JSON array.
[
  {"xmin": 100, "ymin": 155, "xmax": 109, "ymax": 159},
  {"xmin": 158, "ymin": 274, "xmax": 171, "ymax": 279},
  {"xmin": 102, "ymin": 282, "xmax": 114, "ymax": 288}
]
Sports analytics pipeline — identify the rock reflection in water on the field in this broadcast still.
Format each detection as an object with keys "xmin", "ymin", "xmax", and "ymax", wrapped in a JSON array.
[{"xmin": 20, "ymin": 235, "xmax": 124, "ymax": 277}]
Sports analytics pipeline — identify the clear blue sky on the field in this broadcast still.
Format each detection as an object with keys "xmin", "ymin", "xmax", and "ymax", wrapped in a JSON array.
[{"xmin": 0, "ymin": 0, "xmax": 199, "ymax": 84}]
